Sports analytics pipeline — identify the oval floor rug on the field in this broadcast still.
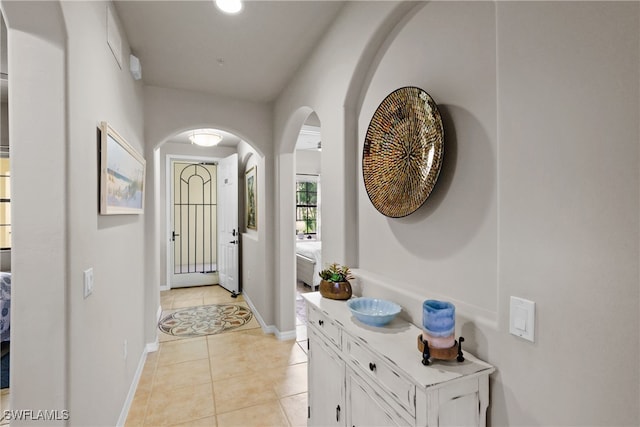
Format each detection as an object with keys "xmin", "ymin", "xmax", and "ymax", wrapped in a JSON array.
[{"xmin": 158, "ymin": 303, "xmax": 255, "ymax": 337}]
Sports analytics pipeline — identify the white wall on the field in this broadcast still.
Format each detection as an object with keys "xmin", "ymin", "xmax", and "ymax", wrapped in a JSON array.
[
  {"xmin": 62, "ymin": 2, "xmax": 147, "ymax": 424},
  {"xmin": 295, "ymin": 149, "xmax": 321, "ymax": 176},
  {"xmin": 1, "ymin": 1, "xmax": 67, "ymax": 422},
  {"xmin": 144, "ymin": 86, "xmax": 276, "ymax": 327},
  {"xmin": 4, "ymin": 1, "xmax": 147, "ymax": 424},
  {"xmin": 237, "ymin": 140, "xmax": 273, "ymax": 327},
  {"xmin": 274, "ymin": 1, "xmax": 414, "ymax": 333},
  {"xmin": 359, "ymin": 1, "xmax": 498, "ymax": 316},
  {"xmin": 278, "ymin": 1, "xmax": 640, "ymax": 425},
  {"xmin": 492, "ymin": 3, "xmax": 638, "ymax": 423}
]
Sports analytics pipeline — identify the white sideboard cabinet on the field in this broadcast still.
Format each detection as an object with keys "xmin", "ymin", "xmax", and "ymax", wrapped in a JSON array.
[{"xmin": 303, "ymin": 292, "xmax": 495, "ymax": 427}]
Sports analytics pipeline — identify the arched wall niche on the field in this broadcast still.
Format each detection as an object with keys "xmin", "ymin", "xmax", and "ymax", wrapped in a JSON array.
[
  {"xmin": 0, "ymin": 0, "xmax": 69, "ymax": 417},
  {"xmin": 143, "ymin": 84, "xmax": 275, "ymax": 332},
  {"xmin": 273, "ymin": 1, "xmax": 418, "ymax": 334}
]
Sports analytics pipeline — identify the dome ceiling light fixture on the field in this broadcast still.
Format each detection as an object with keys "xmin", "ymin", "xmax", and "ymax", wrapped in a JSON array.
[
  {"xmin": 215, "ymin": 0, "xmax": 243, "ymax": 14},
  {"xmin": 189, "ymin": 129, "xmax": 223, "ymax": 147}
]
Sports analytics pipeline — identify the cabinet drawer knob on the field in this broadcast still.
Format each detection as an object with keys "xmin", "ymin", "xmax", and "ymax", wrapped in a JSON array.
[
  {"xmin": 318, "ymin": 320, "xmax": 324, "ymax": 326},
  {"xmin": 369, "ymin": 362, "xmax": 376, "ymax": 372}
]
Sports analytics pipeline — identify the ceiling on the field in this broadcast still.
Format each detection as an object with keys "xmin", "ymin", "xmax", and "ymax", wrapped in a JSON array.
[
  {"xmin": 114, "ymin": 1, "xmax": 346, "ymax": 104},
  {"xmin": 166, "ymin": 124, "xmax": 320, "ymax": 150},
  {"xmin": 166, "ymin": 128, "xmax": 241, "ymax": 148}
]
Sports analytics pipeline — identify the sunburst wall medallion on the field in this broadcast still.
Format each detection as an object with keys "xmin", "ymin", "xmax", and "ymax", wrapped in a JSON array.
[{"xmin": 362, "ymin": 87, "xmax": 444, "ymax": 218}]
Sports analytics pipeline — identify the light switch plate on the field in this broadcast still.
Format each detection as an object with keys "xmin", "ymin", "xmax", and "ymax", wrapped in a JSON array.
[
  {"xmin": 83, "ymin": 268, "xmax": 94, "ymax": 299},
  {"xmin": 510, "ymin": 296, "xmax": 535, "ymax": 342}
]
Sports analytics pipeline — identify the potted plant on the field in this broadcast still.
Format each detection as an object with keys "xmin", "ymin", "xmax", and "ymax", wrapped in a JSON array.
[{"xmin": 318, "ymin": 263, "xmax": 353, "ymax": 300}]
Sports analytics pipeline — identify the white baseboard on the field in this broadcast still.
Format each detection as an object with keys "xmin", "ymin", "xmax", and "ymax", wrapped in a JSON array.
[
  {"xmin": 159, "ymin": 285, "xmax": 169, "ymax": 292},
  {"xmin": 243, "ymin": 293, "xmax": 296, "ymax": 341},
  {"xmin": 146, "ymin": 336, "xmax": 159, "ymax": 353},
  {"xmin": 117, "ymin": 346, "xmax": 147, "ymax": 427},
  {"xmin": 117, "ymin": 333, "xmax": 160, "ymax": 426},
  {"xmin": 275, "ymin": 329, "xmax": 297, "ymax": 340},
  {"xmin": 242, "ymin": 292, "xmax": 269, "ymax": 331}
]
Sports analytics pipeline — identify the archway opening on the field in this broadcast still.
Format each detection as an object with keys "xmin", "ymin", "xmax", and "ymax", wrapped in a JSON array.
[
  {"xmin": 293, "ymin": 112, "xmax": 322, "ymax": 330},
  {"xmin": 155, "ymin": 127, "xmax": 242, "ymax": 294}
]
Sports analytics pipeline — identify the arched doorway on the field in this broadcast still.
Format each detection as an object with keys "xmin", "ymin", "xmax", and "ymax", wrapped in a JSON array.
[
  {"xmin": 157, "ymin": 128, "xmax": 242, "ymax": 296},
  {"xmin": 293, "ymin": 113, "xmax": 322, "ymax": 331}
]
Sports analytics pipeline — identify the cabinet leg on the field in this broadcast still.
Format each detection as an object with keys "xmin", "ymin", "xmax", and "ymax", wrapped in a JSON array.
[
  {"xmin": 457, "ymin": 337, "xmax": 465, "ymax": 362},
  {"xmin": 421, "ymin": 338, "xmax": 431, "ymax": 366}
]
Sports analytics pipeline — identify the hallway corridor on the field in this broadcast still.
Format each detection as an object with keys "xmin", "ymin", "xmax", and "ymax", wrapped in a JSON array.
[{"xmin": 125, "ymin": 286, "xmax": 308, "ymax": 426}]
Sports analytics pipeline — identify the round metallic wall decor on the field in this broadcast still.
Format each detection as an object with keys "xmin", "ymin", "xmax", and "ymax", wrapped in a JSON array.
[{"xmin": 362, "ymin": 87, "xmax": 444, "ymax": 218}]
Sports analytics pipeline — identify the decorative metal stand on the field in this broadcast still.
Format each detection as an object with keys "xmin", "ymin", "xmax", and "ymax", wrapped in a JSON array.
[{"xmin": 417, "ymin": 334, "xmax": 465, "ymax": 366}]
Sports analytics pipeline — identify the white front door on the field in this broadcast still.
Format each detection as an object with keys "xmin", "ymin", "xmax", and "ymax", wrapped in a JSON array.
[
  {"xmin": 170, "ymin": 160, "xmax": 219, "ymax": 288},
  {"xmin": 217, "ymin": 153, "xmax": 240, "ymax": 296}
]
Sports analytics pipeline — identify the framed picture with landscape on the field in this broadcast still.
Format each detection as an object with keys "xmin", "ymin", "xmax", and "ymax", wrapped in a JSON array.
[
  {"xmin": 245, "ymin": 166, "xmax": 257, "ymax": 230},
  {"xmin": 99, "ymin": 121, "xmax": 146, "ymax": 215}
]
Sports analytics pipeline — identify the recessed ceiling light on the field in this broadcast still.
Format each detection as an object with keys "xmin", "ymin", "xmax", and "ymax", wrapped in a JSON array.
[
  {"xmin": 189, "ymin": 129, "xmax": 223, "ymax": 147},
  {"xmin": 215, "ymin": 0, "xmax": 243, "ymax": 14}
]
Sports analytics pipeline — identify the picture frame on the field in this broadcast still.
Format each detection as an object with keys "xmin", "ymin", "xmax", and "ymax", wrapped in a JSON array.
[
  {"xmin": 100, "ymin": 121, "xmax": 146, "ymax": 215},
  {"xmin": 245, "ymin": 166, "xmax": 257, "ymax": 230}
]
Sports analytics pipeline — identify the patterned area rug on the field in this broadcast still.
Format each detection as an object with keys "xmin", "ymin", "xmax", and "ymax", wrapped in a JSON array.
[{"xmin": 158, "ymin": 303, "xmax": 259, "ymax": 337}]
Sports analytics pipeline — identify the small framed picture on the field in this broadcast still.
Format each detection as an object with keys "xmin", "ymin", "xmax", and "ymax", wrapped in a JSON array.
[
  {"xmin": 100, "ymin": 122, "xmax": 146, "ymax": 214},
  {"xmin": 245, "ymin": 166, "xmax": 257, "ymax": 230}
]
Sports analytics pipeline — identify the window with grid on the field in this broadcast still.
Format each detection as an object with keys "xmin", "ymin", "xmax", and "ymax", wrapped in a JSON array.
[
  {"xmin": 296, "ymin": 176, "xmax": 319, "ymax": 238},
  {"xmin": 0, "ymin": 156, "xmax": 9, "ymax": 250}
]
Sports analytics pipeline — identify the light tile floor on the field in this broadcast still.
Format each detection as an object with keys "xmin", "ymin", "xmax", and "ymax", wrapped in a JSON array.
[
  {"xmin": 0, "ymin": 388, "xmax": 9, "ymax": 425},
  {"xmin": 126, "ymin": 285, "xmax": 309, "ymax": 427}
]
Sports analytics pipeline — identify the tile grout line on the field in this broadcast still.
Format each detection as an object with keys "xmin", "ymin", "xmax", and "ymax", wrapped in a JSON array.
[{"xmin": 207, "ymin": 330, "xmax": 220, "ymax": 425}]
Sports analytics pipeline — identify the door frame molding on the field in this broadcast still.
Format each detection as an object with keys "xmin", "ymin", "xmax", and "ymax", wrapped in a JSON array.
[{"xmin": 164, "ymin": 154, "xmax": 220, "ymax": 291}]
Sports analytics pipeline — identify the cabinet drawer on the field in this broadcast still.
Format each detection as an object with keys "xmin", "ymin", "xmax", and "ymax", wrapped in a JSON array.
[
  {"xmin": 347, "ymin": 368, "xmax": 412, "ymax": 426},
  {"xmin": 308, "ymin": 305, "xmax": 342, "ymax": 350},
  {"xmin": 346, "ymin": 335, "xmax": 415, "ymax": 417}
]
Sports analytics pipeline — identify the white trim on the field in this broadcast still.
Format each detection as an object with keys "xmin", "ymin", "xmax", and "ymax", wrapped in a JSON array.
[
  {"xmin": 351, "ymin": 268, "xmax": 499, "ymax": 331},
  {"xmin": 146, "ymin": 337, "xmax": 159, "ymax": 354},
  {"xmin": 165, "ymin": 154, "xmax": 220, "ymax": 290},
  {"xmin": 243, "ymin": 292, "xmax": 296, "ymax": 341},
  {"xmin": 275, "ymin": 329, "xmax": 297, "ymax": 341},
  {"xmin": 242, "ymin": 292, "xmax": 268, "ymax": 330},
  {"xmin": 157, "ymin": 305, "xmax": 163, "ymax": 322},
  {"xmin": 116, "ymin": 346, "xmax": 148, "ymax": 427}
]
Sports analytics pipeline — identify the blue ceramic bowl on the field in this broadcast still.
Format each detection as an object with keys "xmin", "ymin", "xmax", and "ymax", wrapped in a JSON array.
[{"xmin": 347, "ymin": 297, "xmax": 401, "ymax": 327}]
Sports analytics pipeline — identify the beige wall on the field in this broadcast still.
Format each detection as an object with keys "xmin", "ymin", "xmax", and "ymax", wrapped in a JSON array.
[
  {"xmin": 3, "ymin": 0, "xmax": 147, "ymax": 424},
  {"xmin": 277, "ymin": 1, "xmax": 640, "ymax": 425}
]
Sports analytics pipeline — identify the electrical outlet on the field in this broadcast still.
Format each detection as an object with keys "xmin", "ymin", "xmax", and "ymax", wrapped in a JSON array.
[{"xmin": 83, "ymin": 268, "xmax": 94, "ymax": 299}]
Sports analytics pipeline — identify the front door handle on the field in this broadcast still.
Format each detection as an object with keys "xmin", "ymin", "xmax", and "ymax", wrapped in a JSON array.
[
  {"xmin": 229, "ymin": 240, "xmax": 238, "ymax": 244},
  {"xmin": 171, "ymin": 231, "xmax": 180, "ymax": 241}
]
